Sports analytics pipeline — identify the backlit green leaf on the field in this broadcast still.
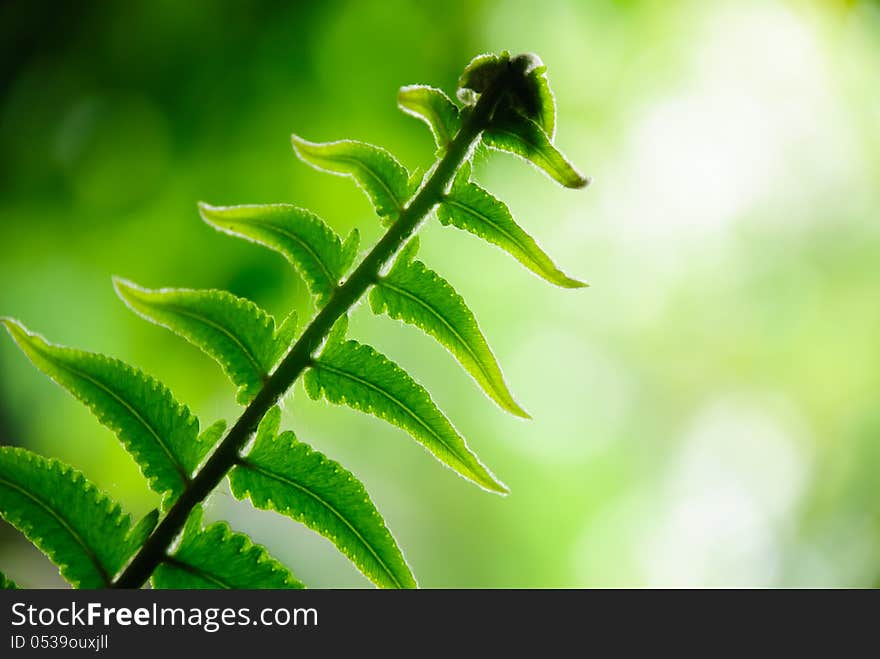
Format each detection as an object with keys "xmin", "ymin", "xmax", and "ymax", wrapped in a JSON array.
[
  {"xmin": 371, "ymin": 250, "xmax": 528, "ymax": 417},
  {"xmin": 398, "ymin": 85, "xmax": 461, "ymax": 149},
  {"xmin": 291, "ymin": 135, "xmax": 409, "ymax": 221},
  {"xmin": 483, "ymin": 113, "xmax": 588, "ymax": 189},
  {"xmin": 125, "ymin": 508, "xmax": 158, "ymax": 556},
  {"xmin": 229, "ymin": 407, "xmax": 415, "ymax": 589},
  {"xmin": 0, "ymin": 446, "xmax": 134, "ymax": 588},
  {"xmin": 438, "ymin": 173, "xmax": 586, "ymax": 288},
  {"xmin": 114, "ymin": 279, "xmax": 289, "ymax": 404},
  {"xmin": 152, "ymin": 507, "xmax": 302, "ymax": 589},
  {"xmin": 2, "ymin": 319, "xmax": 207, "ymax": 502},
  {"xmin": 0, "ymin": 570, "xmax": 18, "ymax": 589},
  {"xmin": 273, "ymin": 308, "xmax": 300, "ymax": 362},
  {"xmin": 304, "ymin": 335, "xmax": 507, "ymax": 494},
  {"xmin": 197, "ymin": 419, "xmax": 227, "ymax": 451},
  {"xmin": 200, "ymin": 203, "xmax": 356, "ymax": 304}
]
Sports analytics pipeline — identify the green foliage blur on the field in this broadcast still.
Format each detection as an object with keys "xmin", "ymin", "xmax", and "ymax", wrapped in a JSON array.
[{"xmin": 2, "ymin": 0, "xmax": 880, "ymax": 587}]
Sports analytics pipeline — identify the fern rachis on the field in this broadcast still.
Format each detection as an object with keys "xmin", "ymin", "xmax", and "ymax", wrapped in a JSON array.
[{"xmin": 1, "ymin": 51, "xmax": 588, "ymax": 589}]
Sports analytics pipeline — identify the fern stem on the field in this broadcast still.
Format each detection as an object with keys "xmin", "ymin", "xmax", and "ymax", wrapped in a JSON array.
[{"xmin": 112, "ymin": 74, "xmax": 509, "ymax": 589}]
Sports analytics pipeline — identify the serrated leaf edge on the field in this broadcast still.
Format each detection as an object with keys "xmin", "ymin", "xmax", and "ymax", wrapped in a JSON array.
[
  {"xmin": 291, "ymin": 135, "xmax": 408, "ymax": 215},
  {"xmin": 236, "ymin": 457, "xmax": 407, "ymax": 588},
  {"xmin": 0, "ymin": 446, "xmax": 132, "ymax": 587},
  {"xmin": 440, "ymin": 185, "xmax": 587, "ymax": 289},
  {"xmin": 309, "ymin": 341, "xmax": 508, "ymax": 495},
  {"xmin": 113, "ymin": 278, "xmax": 273, "ymax": 389},
  {"xmin": 198, "ymin": 203, "xmax": 343, "ymax": 301},
  {"xmin": 374, "ymin": 271, "xmax": 529, "ymax": 418},
  {"xmin": 1, "ymin": 319, "xmax": 195, "ymax": 496},
  {"xmin": 484, "ymin": 116, "xmax": 590, "ymax": 189},
  {"xmin": 160, "ymin": 520, "xmax": 303, "ymax": 589},
  {"xmin": 397, "ymin": 84, "xmax": 461, "ymax": 148}
]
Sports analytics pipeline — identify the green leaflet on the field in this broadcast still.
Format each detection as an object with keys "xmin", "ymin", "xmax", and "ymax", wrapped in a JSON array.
[
  {"xmin": 229, "ymin": 407, "xmax": 415, "ymax": 589},
  {"xmin": 438, "ymin": 173, "xmax": 586, "ymax": 288},
  {"xmin": 483, "ymin": 113, "xmax": 588, "ymax": 189},
  {"xmin": 274, "ymin": 308, "xmax": 300, "ymax": 359},
  {"xmin": 291, "ymin": 135, "xmax": 410, "ymax": 221},
  {"xmin": 198, "ymin": 419, "xmax": 227, "ymax": 449},
  {"xmin": 305, "ymin": 333, "xmax": 507, "ymax": 494},
  {"xmin": 125, "ymin": 508, "xmax": 159, "ymax": 557},
  {"xmin": 114, "ymin": 279, "xmax": 293, "ymax": 404},
  {"xmin": 407, "ymin": 166, "xmax": 428, "ymax": 197},
  {"xmin": 0, "ymin": 570, "xmax": 18, "ymax": 589},
  {"xmin": 200, "ymin": 203, "xmax": 358, "ymax": 304},
  {"xmin": 0, "ymin": 51, "xmax": 589, "ymax": 591},
  {"xmin": 0, "ymin": 446, "xmax": 134, "ymax": 588},
  {"xmin": 371, "ymin": 249, "xmax": 528, "ymax": 418},
  {"xmin": 152, "ymin": 508, "xmax": 302, "ymax": 589},
  {"xmin": 398, "ymin": 85, "xmax": 461, "ymax": 149},
  {"xmin": 2, "ymin": 319, "xmax": 207, "ymax": 502}
]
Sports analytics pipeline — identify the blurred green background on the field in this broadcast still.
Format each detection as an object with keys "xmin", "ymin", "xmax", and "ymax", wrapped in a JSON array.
[{"xmin": 2, "ymin": 0, "xmax": 879, "ymax": 588}]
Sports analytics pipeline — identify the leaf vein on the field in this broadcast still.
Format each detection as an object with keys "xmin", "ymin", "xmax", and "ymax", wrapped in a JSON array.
[
  {"xmin": 442, "ymin": 196, "xmax": 545, "ymax": 274},
  {"xmin": 0, "ymin": 475, "xmax": 111, "ymax": 585},
  {"xmin": 238, "ymin": 459, "xmax": 402, "ymax": 588},
  {"xmin": 48, "ymin": 360, "xmax": 190, "ymax": 487},
  {"xmin": 331, "ymin": 155, "xmax": 403, "ymax": 213},
  {"xmin": 155, "ymin": 302, "xmax": 268, "ymax": 379},
  {"xmin": 314, "ymin": 360, "xmax": 469, "ymax": 468},
  {"xmin": 233, "ymin": 218, "xmax": 337, "ymax": 288},
  {"xmin": 161, "ymin": 556, "xmax": 230, "ymax": 589},
  {"xmin": 378, "ymin": 279, "xmax": 494, "ymax": 386}
]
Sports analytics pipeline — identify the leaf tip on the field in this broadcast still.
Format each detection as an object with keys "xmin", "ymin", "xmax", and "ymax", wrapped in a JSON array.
[
  {"xmin": 0, "ymin": 316, "xmax": 19, "ymax": 332},
  {"xmin": 471, "ymin": 463, "xmax": 510, "ymax": 496},
  {"xmin": 111, "ymin": 275, "xmax": 138, "ymax": 297},
  {"xmin": 512, "ymin": 405, "xmax": 532, "ymax": 420},
  {"xmin": 570, "ymin": 173, "xmax": 591, "ymax": 190},
  {"xmin": 396, "ymin": 84, "xmax": 416, "ymax": 106},
  {"xmin": 197, "ymin": 202, "xmax": 227, "ymax": 229},
  {"xmin": 290, "ymin": 134, "xmax": 312, "ymax": 159},
  {"xmin": 498, "ymin": 390, "xmax": 531, "ymax": 420},
  {"xmin": 485, "ymin": 478, "xmax": 510, "ymax": 496},
  {"xmin": 290, "ymin": 134, "xmax": 329, "ymax": 171},
  {"xmin": 111, "ymin": 277, "xmax": 155, "ymax": 314},
  {"xmin": 561, "ymin": 276, "xmax": 589, "ymax": 289},
  {"xmin": 1, "ymin": 316, "xmax": 28, "ymax": 343}
]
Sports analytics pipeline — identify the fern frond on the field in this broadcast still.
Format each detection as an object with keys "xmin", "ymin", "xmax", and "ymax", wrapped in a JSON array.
[{"xmin": 3, "ymin": 51, "xmax": 589, "ymax": 591}]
